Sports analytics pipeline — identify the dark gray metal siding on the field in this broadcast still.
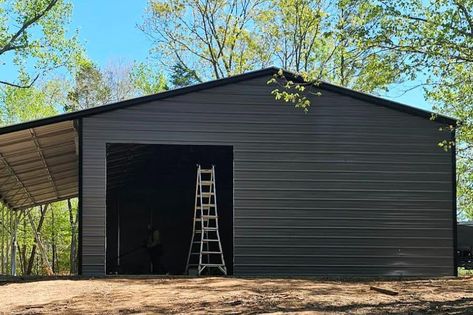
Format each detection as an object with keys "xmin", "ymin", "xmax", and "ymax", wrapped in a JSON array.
[{"xmin": 81, "ymin": 76, "xmax": 454, "ymax": 276}]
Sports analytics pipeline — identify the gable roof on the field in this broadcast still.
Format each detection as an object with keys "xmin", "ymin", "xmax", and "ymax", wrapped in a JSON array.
[{"xmin": 0, "ymin": 67, "xmax": 456, "ymax": 135}]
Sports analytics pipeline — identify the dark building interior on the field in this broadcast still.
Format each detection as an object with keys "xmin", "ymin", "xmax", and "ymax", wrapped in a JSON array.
[{"xmin": 105, "ymin": 143, "xmax": 233, "ymax": 275}]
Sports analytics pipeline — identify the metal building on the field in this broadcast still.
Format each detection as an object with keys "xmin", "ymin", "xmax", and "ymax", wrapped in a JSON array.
[{"xmin": 0, "ymin": 68, "xmax": 457, "ymax": 277}]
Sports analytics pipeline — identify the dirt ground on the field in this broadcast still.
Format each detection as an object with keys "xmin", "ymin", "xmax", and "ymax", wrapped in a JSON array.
[{"xmin": 1, "ymin": 276, "xmax": 473, "ymax": 314}]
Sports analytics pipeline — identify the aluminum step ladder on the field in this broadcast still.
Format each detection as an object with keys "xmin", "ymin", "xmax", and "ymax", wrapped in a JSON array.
[{"xmin": 185, "ymin": 165, "xmax": 227, "ymax": 275}]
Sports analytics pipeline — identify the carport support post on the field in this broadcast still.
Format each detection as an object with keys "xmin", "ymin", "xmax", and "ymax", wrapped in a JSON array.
[{"xmin": 10, "ymin": 210, "xmax": 19, "ymax": 276}]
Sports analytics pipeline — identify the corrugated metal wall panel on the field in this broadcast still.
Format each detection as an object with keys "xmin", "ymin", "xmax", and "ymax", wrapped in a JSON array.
[{"xmin": 81, "ymin": 76, "xmax": 454, "ymax": 276}]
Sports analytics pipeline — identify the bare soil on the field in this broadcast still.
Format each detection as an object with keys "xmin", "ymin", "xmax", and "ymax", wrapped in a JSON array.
[{"xmin": 1, "ymin": 276, "xmax": 473, "ymax": 314}]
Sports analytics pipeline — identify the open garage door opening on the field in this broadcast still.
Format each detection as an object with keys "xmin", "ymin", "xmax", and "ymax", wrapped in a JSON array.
[{"xmin": 105, "ymin": 143, "xmax": 233, "ymax": 275}]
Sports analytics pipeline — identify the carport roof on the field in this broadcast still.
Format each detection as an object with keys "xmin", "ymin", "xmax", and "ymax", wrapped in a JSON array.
[
  {"xmin": 0, "ymin": 67, "xmax": 456, "ymax": 210},
  {"xmin": 0, "ymin": 120, "xmax": 78, "ymax": 210}
]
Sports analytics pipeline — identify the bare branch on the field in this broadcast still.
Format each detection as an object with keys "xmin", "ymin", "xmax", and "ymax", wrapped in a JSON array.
[
  {"xmin": 0, "ymin": 74, "xmax": 40, "ymax": 89},
  {"xmin": 0, "ymin": 0, "xmax": 59, "ymax": 56}
]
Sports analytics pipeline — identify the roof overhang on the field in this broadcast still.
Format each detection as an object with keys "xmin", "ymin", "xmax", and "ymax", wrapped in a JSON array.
[{"xmin": 0, "ymin": 120, "xmax": 78, "ymax": 210}]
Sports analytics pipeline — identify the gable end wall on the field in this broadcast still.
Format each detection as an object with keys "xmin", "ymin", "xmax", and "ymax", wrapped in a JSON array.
[{"xmin": 81, "ymin": 76, "xmax": 454, "ymax": 276}]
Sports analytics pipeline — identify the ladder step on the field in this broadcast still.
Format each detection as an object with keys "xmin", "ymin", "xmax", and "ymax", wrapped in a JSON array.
[
  {"xmin": 202, "ymin": 215, "xmax": 218, "ymax": 219},
  {"xmin": 200, "ymin": 170, "xmax": 212, "ymax": 174},
  {"xmin": 201, "ymin": 180, "xmax": 213, "ymax": 185},
  {"xmin": 193, "ymin": 239, "xmax": 220, "ymax": 243},
  {"xmin": 194, "ymin": 227, "xmax": 218, "ymax": 232},
  {"xmin": 201, "ymin": 251, "xmax": 223, "ymax": 254},
  {"xmin": 201, "ymin": 263, "xmax": 226, "ymax": 267},
  {"xmin": 194, "ymin": 216, "xmax": 217, "ymax": 221},
  {"xmin": 198, "ymin": 192, "xmax": 213, "ymax": 197},
  {"xmin": 195, "ymin": 227, "xmax": 218, "ymax": 233},
  {"xmin": 203, "ymin": 227, "xmax": 218, "ymax": 231},
  {"xmin": 196, "ymin": 204, "xmax": 215, "ymax": 208}
]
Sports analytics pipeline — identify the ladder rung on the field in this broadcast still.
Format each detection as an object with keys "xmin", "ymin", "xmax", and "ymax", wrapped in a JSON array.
[
  {"xmin": 198, "ymin": 192, "xmax": 213, "ymax": 197},
  {"xmin": 202, "ymin": 215, "xmax": 218, "ymax": 219},
  {"xmin": 193, "ymin": 219, "xmax": 217, "ymax": 223},
  {"xmin": 193, "ymin": 239, "xmax": 220, "ymax": 243},
  {"xmin": 201, "ymin": 251, "xmax": 223, "ymax": 254},
  {"xmin": 195, "ymin": 228, "xmax": 218, "ymax": 233},
  {"xmin": 200, "ymin": 170, "xmax": 212, "ymax": 174},
  {"xmin": 203, "ymin": 227, "xmax": 218, "ymax": 231},
  {"xmin": 201, "ymin": 180, "xmax": 213, "ymax": 185},
  {"xmin": 194, "ymin": 216, "xmax": 217, "ymax": 220},
  {"xmin": 201, "ymin": 263, "xmax": 226, "ymax": 267},
  {"xmin": 196, "ymin": 204, "xmax": 215, "ymax": 208},
  {"xmin": 195, "ymin": 228, "xmax": 218, "ymax": 232}
]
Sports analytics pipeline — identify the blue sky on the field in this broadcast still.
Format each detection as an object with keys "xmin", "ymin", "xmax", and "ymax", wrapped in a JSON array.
[{"xmin": 72, "ymin": 0, "xmax": 149, "ymax": 66}]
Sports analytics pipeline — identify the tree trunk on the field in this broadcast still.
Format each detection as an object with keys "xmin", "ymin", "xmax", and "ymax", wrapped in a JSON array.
[
  {"xmin": 26, "ymin": 205, "xmax": 48, "ymax": 275},
  {"xmin": 18, "ymin": 243, "xmax": 26, "ymax": 275},
  {"xmin": 27, "ymin": 208, "xmax": 53, "ymax": 276},
  {"xmin": 68, "ymin": 199, "xmax": 77, "ymax": 274}
]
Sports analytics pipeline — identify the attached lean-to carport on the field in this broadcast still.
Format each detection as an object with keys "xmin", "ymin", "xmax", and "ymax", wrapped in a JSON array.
[
  {"xmin": 0, "ymin": 120, "xmax": 79, "ymax": 210},
  {"xmin": 0, "ymin": 118, "xmax": 80, "ymax": 275}
]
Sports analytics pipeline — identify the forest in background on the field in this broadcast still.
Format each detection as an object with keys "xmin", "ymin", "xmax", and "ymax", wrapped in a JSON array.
[{"xmin": 0, "ymin": 0, "xmax": 472, "ymax": 275}]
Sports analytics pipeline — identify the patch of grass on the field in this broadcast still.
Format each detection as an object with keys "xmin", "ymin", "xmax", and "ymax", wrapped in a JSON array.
[{"xmin": 458, "ymin": 267, "xmax": 473, "ymax": 277}]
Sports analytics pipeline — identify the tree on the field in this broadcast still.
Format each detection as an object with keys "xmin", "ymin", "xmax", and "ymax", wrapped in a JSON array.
[
  {"xmin": 24, "ymin": 205, "xmax": 48, "ymax": 275},
  {"xmin": 262, "ymin": 0, "xmax": 388, "ymax": 109},
  {"xmin": 357, "ymin": 0, "xmax": 473, "ymax": 219},
  {"xmin": 0, "ymin": 80, "xmax": 60, "ymax": 124},
  {"xmin": 170, "ymin": 63, "xmax": 201, "ymax": 88},
  {"xmin": 141, "ymin": 0, "xmax": 271, "ymax": 79},
  {"xmin": 130, "ymin": 62, "xmax": 169, "ymax": 95},
  {"xmin": 26, "ymin": 206, "xmax": 53, "ymax": 275},
  {"xmin": 65, "ymin": 60, "xmax": 111, "ymax": 111},
  {"xmin": 0, "ymin": 0, "xmax": 79, "ymax": 88},
  {"xmin": 257, "ymin": 0, "xmax": 328, "ymax": 73},
  {"xmin": 65, "ymin": 59, "xmax": 169, "ymax": 112},
  {"xmin": 103, "ymin": 61, "xmax": 137, "ymax": 103},
  {"xmin": 141, "ymin": 0, "xmax": 410, "ymax": 97}
]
